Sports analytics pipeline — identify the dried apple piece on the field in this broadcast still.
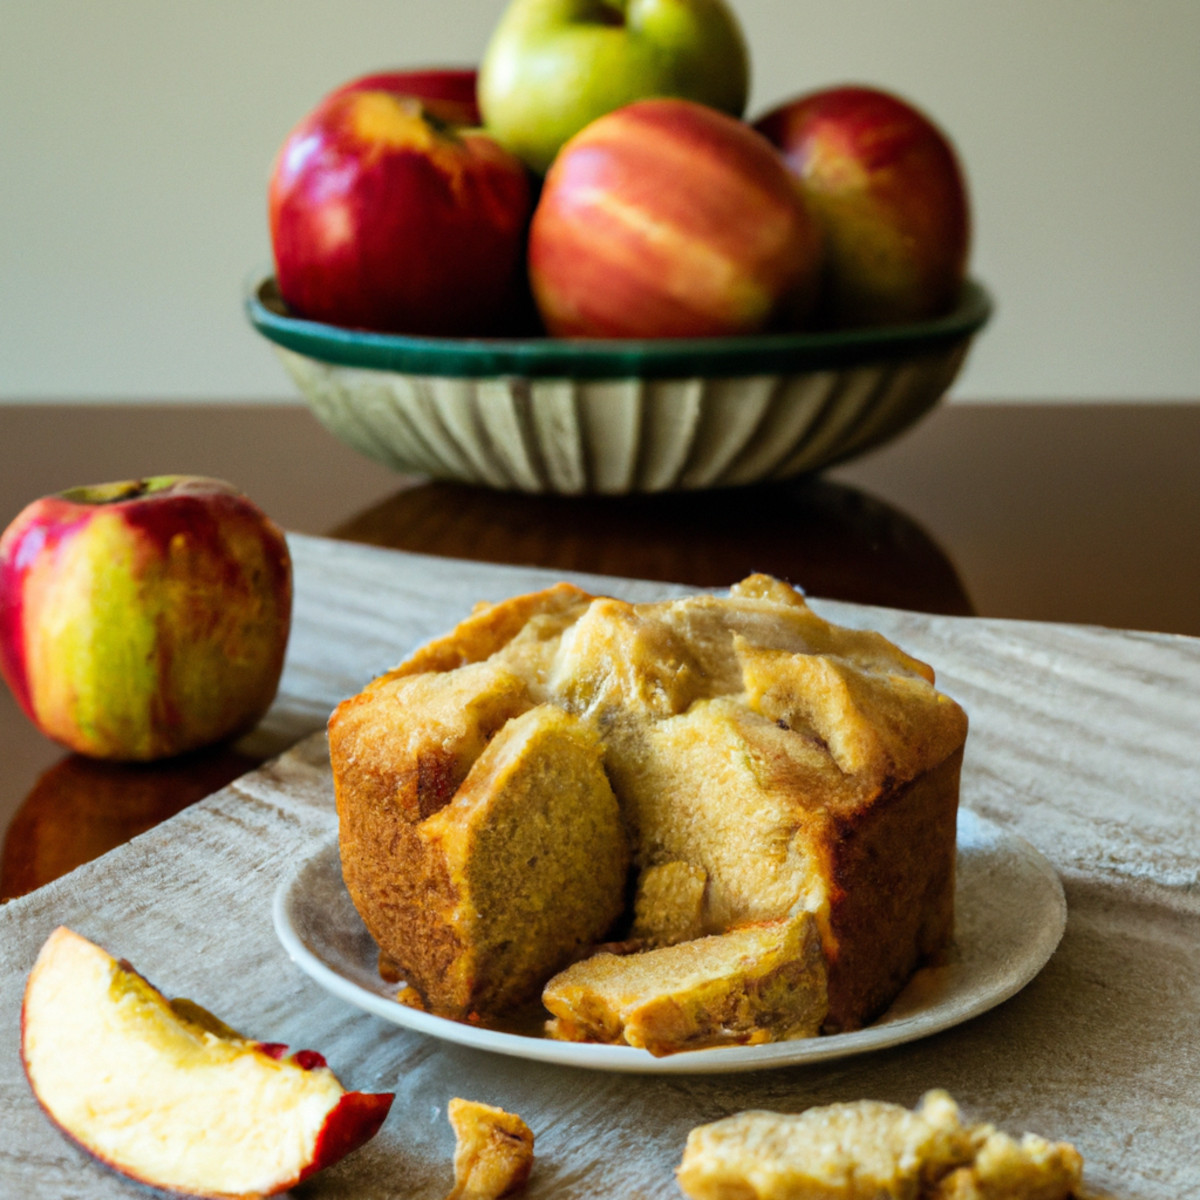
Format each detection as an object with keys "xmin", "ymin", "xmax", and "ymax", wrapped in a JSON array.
[{"xmin": 447, "ymin": 1098, "xmax": 534, "ymax": 1200}]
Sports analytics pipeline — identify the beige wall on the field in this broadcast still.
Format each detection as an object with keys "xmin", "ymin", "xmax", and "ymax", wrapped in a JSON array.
[{"xmin": 3, "ymin": 1, "xmax": 1198, "ymax": 402}]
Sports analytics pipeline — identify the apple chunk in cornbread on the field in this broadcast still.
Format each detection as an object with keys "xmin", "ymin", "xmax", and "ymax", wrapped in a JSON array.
[{"xmin": 328, "ymin": 575, "xmax": 967, "ymax": 1049}]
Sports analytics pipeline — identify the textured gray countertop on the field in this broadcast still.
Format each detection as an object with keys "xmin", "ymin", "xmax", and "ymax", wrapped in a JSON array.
[{"xmin": 2, "ymin": 535, "xmax": 1198, "ymax": 1198}]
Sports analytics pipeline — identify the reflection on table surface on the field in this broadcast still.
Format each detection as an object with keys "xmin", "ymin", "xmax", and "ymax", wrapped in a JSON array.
[
  {"xmin": 1, "ymin": 746, "xmax": 263, "ymax": 901},
  {"xmin": 331, "ymin": 474, "xmax": 974, "ymax": 616}
]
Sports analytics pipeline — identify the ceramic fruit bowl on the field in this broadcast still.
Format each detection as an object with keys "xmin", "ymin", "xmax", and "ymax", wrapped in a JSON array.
[{"xmin": 245, "ymin": 273, "xmax": 991, "ymax": 495}]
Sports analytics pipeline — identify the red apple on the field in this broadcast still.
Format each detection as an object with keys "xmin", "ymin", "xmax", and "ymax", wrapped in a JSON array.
[
  {"xmin": 324, "ymin": 66, "xmax": 482, "ymax": 127},
  {"xmin": 754, "ymin": 85, "xmax": 971, "ymax": 327},
  {"xmin": 527, "ymin": 97, "xmax": 822, "ymax": 339},
  {"xmin": 21, "ymin": 926, "xmax": 393, "ymax": 1198},
  {"xmin": 269, "ymin": 86, "xmax": 534, "ymax": 335},
  {"xmin": 0, "ymin": 476, "xmax": 292, "ymax": 762}
]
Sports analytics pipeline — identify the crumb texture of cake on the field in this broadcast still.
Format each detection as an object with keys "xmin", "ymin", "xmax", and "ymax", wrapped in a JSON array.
[
  {"xmin": 446, "ymin": 1098, "xmax": 533, "ymax": 1200},
  {"xmin": 543, "ymin": 914, "xmax": 827, "ymax": 1056},
  {"xmin": 329, "ymin": 574, "xmax": 968, "ymax": 1043},
  {"xmin": 676, "ymin": 1090, "xmax": 1083, "ymax": 1200},
  {"xmin": 631, "ymin": 860, "xmax": 709, "ymax": 945}
]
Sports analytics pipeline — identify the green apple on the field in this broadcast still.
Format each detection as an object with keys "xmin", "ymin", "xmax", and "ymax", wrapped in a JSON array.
[{"xmin": 479, "ymin": 0, "xmax": 750, "ymax": 174}]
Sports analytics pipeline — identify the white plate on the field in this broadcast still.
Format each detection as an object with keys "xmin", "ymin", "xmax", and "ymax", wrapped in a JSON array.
[{"xmin": 273, "ymin": 809, "xmax": 1065, "ymax": 1075}]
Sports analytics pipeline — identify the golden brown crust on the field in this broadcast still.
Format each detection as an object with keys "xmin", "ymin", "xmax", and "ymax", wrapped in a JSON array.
[
  {"xmin": 821, "ymin": 749, "xmax": 963, "ymax": 1031},
  {"xmin": 383, "ymin": 583, "xmax": 595, "ymax": 683},
  {"xmin": 330, "ymin": 661, "xmax": 538, "ymax": 1013},
  {"xmin": 419, "ymin": 705, "xmax": 629, "ymax": 1015},
  {"xmin": 331, "ymin": 662, "xmax": 534, "ymax": 823},
  {"xmin": 332, "ymin": 688, "xmax": 629, "ymax": 1017},
  {"xmin": 336, "ymin": 778, "xmax": 466, "ymax": 1012}
]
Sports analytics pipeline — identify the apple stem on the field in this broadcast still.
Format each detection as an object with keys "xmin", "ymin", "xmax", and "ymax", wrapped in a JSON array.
[
  {"xmin": 592, "ymin": 1, "xmax": 626, "ymax": 27},
  {"xmin": 60, "ymin": 480, "xmax": 152, "ymax": 505}
]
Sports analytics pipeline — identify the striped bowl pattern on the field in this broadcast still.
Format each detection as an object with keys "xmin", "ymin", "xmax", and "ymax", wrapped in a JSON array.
[{"xmin": 248, "ymin": 274, "xmax": 991, "ymax": 495}]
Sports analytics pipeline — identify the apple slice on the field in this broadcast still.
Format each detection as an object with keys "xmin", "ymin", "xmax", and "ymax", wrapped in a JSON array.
[{"xmin": 21, "ymin": 926, "xmax": 393, "ymax": 1199}]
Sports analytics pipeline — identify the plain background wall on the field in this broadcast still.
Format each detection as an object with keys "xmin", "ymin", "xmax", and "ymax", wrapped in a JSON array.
[{"xmin": 3, "ymin": 1, "xmax": 1198, "ymax": 404}]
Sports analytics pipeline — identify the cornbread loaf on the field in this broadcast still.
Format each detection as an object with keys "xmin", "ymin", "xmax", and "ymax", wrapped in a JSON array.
[
  {"xmin": 676, "ymin": 1090, "xmax": 1084, "ymax": 1200},
  {"xmin": 328, "ymin": 575, "xmax": 968, "ymax": 1043}
]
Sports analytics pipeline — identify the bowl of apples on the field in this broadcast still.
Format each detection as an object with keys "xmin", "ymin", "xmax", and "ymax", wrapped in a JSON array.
[{"xmin": 247, "ymin": 0, "xmax": 991, "ymax": 495}]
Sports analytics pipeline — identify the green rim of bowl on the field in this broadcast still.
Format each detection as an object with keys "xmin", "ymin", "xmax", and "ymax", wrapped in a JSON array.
[{"xmin": 245, "ymin": 272, "xmax": 992, "ymax": 381}]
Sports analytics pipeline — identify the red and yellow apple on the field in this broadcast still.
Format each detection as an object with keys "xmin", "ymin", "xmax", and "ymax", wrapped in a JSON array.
[
  {"xmin": 754, "ymin": 84, "xmax": 971, "ymax": 327},
  {"xmin": 527, "ymin": 97, "xmax": 823, "ymax": 339},
  {"xmin": 479, "ymin": 0, "xmax": 750, "ymax": 175},
  {"xmin": 324, "ymin": 66, "xmax": 482, "ymax": 127},
  {"xmin": 269, "ymin": 86, "xmax": 534, "ymax": 335},
  {"xmin": 0, "ymin": 476, "xmax": 292, "ymax": 762},
  {"xmin": 21, "ymin": 926, "xmax": 393, "ymax": 1198}
]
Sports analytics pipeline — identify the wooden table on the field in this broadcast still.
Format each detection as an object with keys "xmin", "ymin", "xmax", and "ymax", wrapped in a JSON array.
[{"xmin": 2, "ymin": 400, "xmax": 1198, "ymax": 900}]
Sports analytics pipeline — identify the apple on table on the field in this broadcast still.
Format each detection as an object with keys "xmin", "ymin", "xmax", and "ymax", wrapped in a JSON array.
[
  {"xmin": 754, "ymin": 84, "xmax": 971, "ymax": 327},
  {"xmin": 21, "ymin": 926, "xmax": 393, "ymax": 1198},
  {"xmin": 269, "ymin": 78, "xmax": 534, "ymax": 336},
  {"xmin": 480, "ymin": 0, "xmax": 750, "ymax": 174},
  {"xmin": 528, "ymin": 97, "xmax": 823, "ymax": 339},
  {"xmin": 0, "ymin": 476, "xmax": 292, "ymax": 762}
]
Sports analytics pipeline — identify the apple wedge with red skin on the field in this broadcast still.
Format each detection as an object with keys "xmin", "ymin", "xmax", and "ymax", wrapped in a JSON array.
[
  {"xmin": 269, "ymin": 84, "xmax": 533, "ymax": 336},
  {"xmin": 754, "ymin": 85, "xmax": 971, "ymax": 328},
  {"xmin": 324, "ymin": 66, "xmax": 482, "ymax": 127},
  {"xmin": 21, "ymin": 926, "xmax": 393, "ymax": 1199},
  {"xmin": 528, "ymin": 97, "xmax": 823, "ymax": 339},
  {"xmin": 0, "ymin": 476, "xmax": 292, "ymax": 762}
]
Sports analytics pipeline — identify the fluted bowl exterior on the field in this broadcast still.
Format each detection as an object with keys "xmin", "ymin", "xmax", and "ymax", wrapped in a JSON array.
[{"xmin": 246, "ymin": 274, "xmax": 990, "ymax": 494}]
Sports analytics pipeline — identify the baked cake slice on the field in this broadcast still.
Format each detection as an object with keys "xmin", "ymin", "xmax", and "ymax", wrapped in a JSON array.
[
  {"xmin": 332, "ymin": 659, "xmax": 628, "ymax": 1018},
  {"xmin": 543, "ymin": 915, "xmax": 827, "ymax": 1056}
]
